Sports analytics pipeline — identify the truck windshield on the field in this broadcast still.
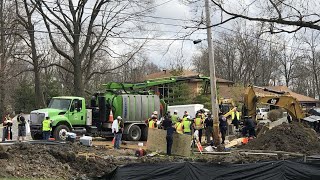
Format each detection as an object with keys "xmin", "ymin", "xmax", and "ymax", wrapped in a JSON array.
[{"xmin": 48, "ymin": 99, "xmax": 71, "ymax": 111}]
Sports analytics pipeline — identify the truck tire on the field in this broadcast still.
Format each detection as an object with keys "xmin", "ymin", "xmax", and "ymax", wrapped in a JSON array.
[
  {"xmin": 127, "ymin": 125, "xmax": 141, "ymax": 141},
  {"xmin": 31, "ymin": 132, "xmax": 43, "ymax": 140},
  {"xmin": 53, "ymin": 125, "xmax": 70, "ymax": 141}
]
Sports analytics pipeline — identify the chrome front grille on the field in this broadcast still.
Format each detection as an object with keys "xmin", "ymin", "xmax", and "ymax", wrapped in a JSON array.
[{"xmin": 30, "ymin": 113, "xmax": 45, "ymax": 125}]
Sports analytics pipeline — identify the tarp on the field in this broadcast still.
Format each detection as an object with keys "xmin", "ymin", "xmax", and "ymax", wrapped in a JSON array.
[{"xmin": 99, "ymin": 160, "xmax": 320, "ymax": 180}]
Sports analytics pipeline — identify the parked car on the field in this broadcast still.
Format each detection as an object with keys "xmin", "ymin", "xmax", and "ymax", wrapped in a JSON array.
[{"xmin": 256, "ymin": 108, "xmax": 269, "ymax": 120}]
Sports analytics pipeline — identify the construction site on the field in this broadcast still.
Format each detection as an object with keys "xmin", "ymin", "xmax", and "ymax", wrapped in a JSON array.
[
  {"xmin": 1, "ymin": 74, "xmax": 320, "ymax": 179},
  {"xmin": 1, "ymin": 0, "xmax": 320, "ymax": 179}
]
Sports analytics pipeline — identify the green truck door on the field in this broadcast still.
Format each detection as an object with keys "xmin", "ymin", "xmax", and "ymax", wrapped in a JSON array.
[{"xmin": 68, "ymin": 99, "xmax": 86, "ymax": 125}]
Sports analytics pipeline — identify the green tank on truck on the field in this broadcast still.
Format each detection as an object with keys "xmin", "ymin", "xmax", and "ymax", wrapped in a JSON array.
[
  {"xmin": 30, "ymin": 76, "xmax": 209, "ymax": 141},
  {"xmin": 30, "ymin": 94, "xmax": 162, "ymax": 141}
]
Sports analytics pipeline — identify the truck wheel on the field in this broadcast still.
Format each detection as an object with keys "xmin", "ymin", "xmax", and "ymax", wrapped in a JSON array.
[
  {"xmin": 54, "ymin": 125, "xmax": 70, "ymax": 141},
  {"xmin": 127, "ymin": 125, "xmax": 141, "ymax": 141},
  {"xmin": 31, "ymin": 132, "xmax": 43, "ymax": 140}
]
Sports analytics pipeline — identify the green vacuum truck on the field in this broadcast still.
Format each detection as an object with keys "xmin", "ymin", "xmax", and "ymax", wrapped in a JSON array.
[{"xmin": 30, "ymin": 76, "xmax": 210, "ymax": 141}]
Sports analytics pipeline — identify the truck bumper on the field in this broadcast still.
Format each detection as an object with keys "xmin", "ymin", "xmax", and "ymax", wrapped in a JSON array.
[{"xmin": 30, "ymin": 125, "xmax": 42, "ymax": 133}]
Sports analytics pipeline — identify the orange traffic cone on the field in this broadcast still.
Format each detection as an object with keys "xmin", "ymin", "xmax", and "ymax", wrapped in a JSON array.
[
  {"xmin": 112, "ymin": 137, "xmax": 115, "ymax": 144},
  {"xmin": 109, "ymin": 110, "xmax": 114, "ymax": 122},
  {"xmin": 196, "ymin": 141, "xmax": 203, "ymax": 154},
  {"xmin": 7, "ymin": 128, "xmax": 10, "ymax": 140}
]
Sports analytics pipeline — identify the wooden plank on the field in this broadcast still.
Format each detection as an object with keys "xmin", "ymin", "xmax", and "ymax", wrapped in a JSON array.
[
  {"xmin": 225, "ymin": 138, "xmax": 244, "ymax": 148},
  {"xmin": 236, "ymin": 149, "xmax": 305, "ymax": 156},
  {"xmin": 146, "ymin": 128, "xmax": 192, "ymax": 157},
  {"xmin": 194, "ymin": 152, "xmax": 231, "ymax": 155},
  {"xmin": 239, "ymin": 152, "xmax": 278, "ymax": 156}
]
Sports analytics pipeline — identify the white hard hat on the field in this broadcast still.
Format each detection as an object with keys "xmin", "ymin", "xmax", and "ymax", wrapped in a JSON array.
[
  {"xmin": 117, "ymin": 116, "xmax": 122, "ymax": 120},
  {"xmin": 153, "ymin": 111, "xmax": 158, "ymax": 115},
  {"xmin": 174, "ymin": 110, "xmax": 178, "ymax": 113}
]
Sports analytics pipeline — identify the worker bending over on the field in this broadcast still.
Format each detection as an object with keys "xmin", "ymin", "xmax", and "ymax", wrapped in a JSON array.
[{"xmin": 242, "ymin": 116, "xmax": 256, "ymax": 137}]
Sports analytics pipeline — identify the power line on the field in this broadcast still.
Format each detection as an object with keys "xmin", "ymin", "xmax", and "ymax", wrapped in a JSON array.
[
  {"xmin": 3, "ymin": 27, "xmax": 193, "ymax": 41},
  {"xmin": 36, "ymin": 0, "xmax": 190, "ymax": 22}
]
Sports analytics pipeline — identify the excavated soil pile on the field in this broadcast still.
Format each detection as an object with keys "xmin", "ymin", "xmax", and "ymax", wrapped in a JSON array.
[
  {"xmin": 0, "ymin": 143, "xmax": 124, "ymax": 179},
  {"xmin": 243, "ymin": 123, "xmax": 320, "ymax": 155}
]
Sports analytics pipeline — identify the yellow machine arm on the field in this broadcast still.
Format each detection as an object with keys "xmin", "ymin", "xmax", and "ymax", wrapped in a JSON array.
[
  {"xmin": 223, "ymin": 107, "xmax": 236, "ymax": 118},
  {"xmin": 244, "ymin": 86, "xmax": 305, "ymax": 120}
]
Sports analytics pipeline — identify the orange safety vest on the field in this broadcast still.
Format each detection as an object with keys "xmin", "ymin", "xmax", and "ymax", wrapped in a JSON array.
[
  {"xmin": 149, "ymin": 120, "xmax": 155, "ymax": 128},
  {"xmin": 176, "ymin": 122, "xmax": 183, "ymax": 134},
  {"xmin": 194, "ymin": 117, "xmax": 203, "ymax": 130}
]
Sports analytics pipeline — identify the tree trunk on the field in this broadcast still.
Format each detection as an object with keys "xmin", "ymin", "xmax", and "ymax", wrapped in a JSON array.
[
  {"xmin": 73, "ymin": 37, "xmax": 84, "ymax": 96},
  {"xmin": 30, "ymin": 32, "xmax": 45, "ymax": 108}
]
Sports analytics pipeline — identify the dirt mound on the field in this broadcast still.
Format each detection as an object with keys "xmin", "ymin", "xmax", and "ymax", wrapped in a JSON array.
[
  {"xmin": 0, "ymin": 143, "xmax": 120, "ymax": 179},
  {"xmin": 242, "ymin": 123, "xmax": 320, "ymax": 155}
]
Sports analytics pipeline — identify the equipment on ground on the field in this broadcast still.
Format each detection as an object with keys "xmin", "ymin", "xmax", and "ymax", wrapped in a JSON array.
[{"xmin": 30, "ymin": 75, "xmax": 210, "ymax": 141}]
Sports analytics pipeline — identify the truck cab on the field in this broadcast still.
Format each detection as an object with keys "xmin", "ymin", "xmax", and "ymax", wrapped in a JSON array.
[{"xmin": 30, "ymin": 96, "xmax": 87, "ymax": 141}]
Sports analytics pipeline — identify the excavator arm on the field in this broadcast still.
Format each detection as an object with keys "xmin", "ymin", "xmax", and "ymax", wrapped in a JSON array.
[
  {"xmin": 244, "ymin": 86, "xmax": 305, "ymax": 120},
  {"xmin": 102, "ymin": 75, "xmax": 210, "ymax": 91}
]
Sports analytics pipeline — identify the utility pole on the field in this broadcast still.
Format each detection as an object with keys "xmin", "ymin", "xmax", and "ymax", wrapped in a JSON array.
[
  {"xmin": 205, "ymin": 0, "xmax": 220, "ymax": 145},
  {"xmin": 0, "ymin": 0, "xmax": 5, "ymax": 120}
]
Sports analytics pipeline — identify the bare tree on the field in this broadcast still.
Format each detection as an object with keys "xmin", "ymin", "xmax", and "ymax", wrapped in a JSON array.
[
  {"xmin": 33, "ymin": 0, "xmax": 152, "ymax": 96},
  {"xmin": 303, "ymin": 31, "xmax": 320, "ymax": 98},
  {"xmin": 0, "ymin": 0, "xmax": 20, "ymax": 117},
  {"xmin": 209, "ymin": 0, "xmax": 320, "ymax": 33},
  {"xmin": 14, "ymin": 0, "xmax": 45, "ymax": 108}
]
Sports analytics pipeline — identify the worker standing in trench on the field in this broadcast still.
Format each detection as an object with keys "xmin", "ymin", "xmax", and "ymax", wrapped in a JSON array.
[
  {"xmin": 204, "ymin": 112, "xmax": 214, "ymax": 145},
  {"xmin": 219, "ymin": 112, "xmax": 228, "ymax": 144},
  {"xmin": 166, "ymin": 123, "xmax": 176, "ymax": 156}
]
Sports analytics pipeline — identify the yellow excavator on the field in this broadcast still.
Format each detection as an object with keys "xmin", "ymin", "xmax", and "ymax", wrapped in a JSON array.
[
  {"xmin": 243, "ymin": 85, "xmax": 306, "ymax": 121},
  {"xmin": 218, "ymin": 98, "xmax": 236, "ymax": 115}
]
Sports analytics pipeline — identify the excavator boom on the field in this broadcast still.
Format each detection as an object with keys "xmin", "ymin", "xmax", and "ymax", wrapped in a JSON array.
[
  {"xmin": 244, "ymin": 86, "xmax": 305, "ymax": 120},
  {"xmin": 103, "ymin": 75, "xmax": 210, "ymax": 91}
]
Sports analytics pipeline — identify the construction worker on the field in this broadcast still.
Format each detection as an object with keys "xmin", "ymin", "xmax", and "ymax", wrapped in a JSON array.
[
  {"xmin": 161, "ymin": 111, "xmax": 172, "ymax": 130},
  {"xmin": 183, "ymin": 116, "xmax": 192, "ymax": 135},
  {"xmin": 193, "ymin": 113, "xmax": 204, "ymax": 144},
  {"xmin": 204, "ymin": 112, "xmax": 214, "ymax": 145},
  {"xmin": 182, "ymin": 114, "xmax": 188, "ymax": 122},
  {"xmin": 219, "ymin": 112, "xmax": 228, "ymax": 144},
  {"xmin": 200, "ymin": 109, "xmax": 206, "ymax": 119},
  {"xmin": 231, "ymin": 107, "xmax": 240, "ymax": 129},
  {"xmin": 112, "ymin": 116, "xmax": 124, "ymax": 149},
  {"xmin": 42, "ymin": 116, "xmax": 52, "ymax": 140},
  {"xmin": 175, "ymin": 118, "xmax": 184, "ymax": 134},
  {"xmin": 171, "ymin": 110, "xmax": 179, "ymax": 125},
  {"xmin": 17, "ymin": 111, "xmax": 26, "ymax": 142},
  {"xmin": 242, "ymin": 116, "xmax": 256, "ymax": 137},
  {"xmin": 166, "ymin": 123, "xmax": 176, "ymax": 156},
  {"xmin": 148, "ymin": 115, "xmax": 157, "ymax": 128},
  {"xmin": 2, "ymin": 113, "xmax": 13, "ymax": 142},
  {"xmin": 183, "ymin": 111, "xmax": 188, "ymax": 118}
]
